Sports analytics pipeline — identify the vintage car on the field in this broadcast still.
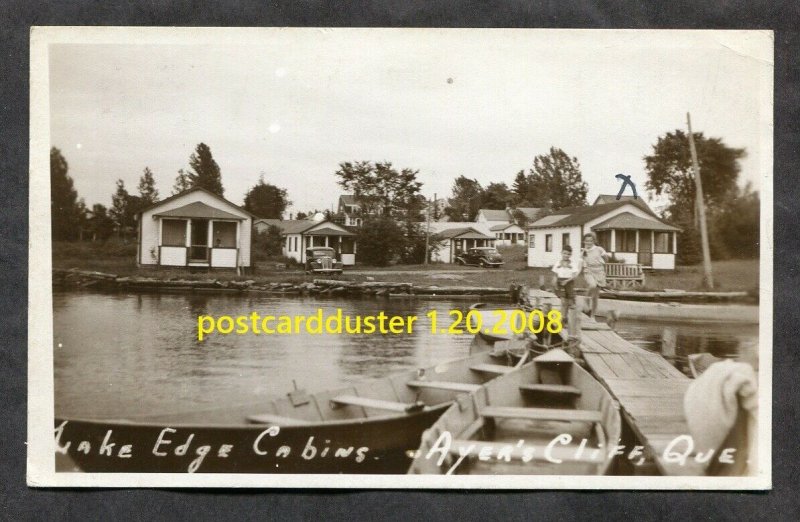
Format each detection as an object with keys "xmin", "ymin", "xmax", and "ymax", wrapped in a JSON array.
[
  {"xmin": 304, "ymin": 247, "xmax": 343, "ymax": 274},
  {"xmin": 454, "ymin": 247, "xmax": 504, "ymax": 268}
]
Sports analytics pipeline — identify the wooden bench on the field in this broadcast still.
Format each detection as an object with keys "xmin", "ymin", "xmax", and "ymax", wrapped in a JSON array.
[
  {"xmin": 407, "ymin": 380, "xmax": 482, "ymax": 393},
  {"xmin": 330, "ymin": 395, "xmax": 425, "ymax": 413},
  {"xmin": 448, "ymin": 439, "xmax": 604, "ymax": 464},
  {"xmin": 246, "ymin": 413, "xmax": 312, "ymax": 426},
  {"xmin": 481, "ymin": 406, "xmax": 602, "ymax": 423},
  {"xmin": 604, "ymin": 263, "xmax": 645, "ymax": 289},
  {"xmin": 518, "ymin": 383, "xmax": 582, "ymax": 397},
  {"xmin": 469, "ymin": 364, "xmax": 514, "ymax": 375}
]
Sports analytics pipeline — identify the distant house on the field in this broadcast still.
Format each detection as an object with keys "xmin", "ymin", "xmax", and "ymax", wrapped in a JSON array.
[
  {"xmin": 336, "ymin": 195, "xmax": 363, "ymax": 227},
  {"xmin": 526, "ymin": 197, "xmax": 680, "ymax": 270},
  {"xmin": 136, "ymin": 187, "xmax": 253, "ymax": 270},
  {"xmin": 254, "ymin": 218, "xmax": 357, "ymax": 265},
  {"xmin": 427, "ymin": 222, "xmax": 496, "ymax": 263},
  {"xmin": 476, "ymin": 207, "xmax": 544, "ymax": 245}
]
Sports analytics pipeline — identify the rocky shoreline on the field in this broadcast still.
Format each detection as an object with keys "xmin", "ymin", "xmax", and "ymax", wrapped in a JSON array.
[{"xmin": 53, "ymin": 269, "xmax": 514, "ymax": 299}]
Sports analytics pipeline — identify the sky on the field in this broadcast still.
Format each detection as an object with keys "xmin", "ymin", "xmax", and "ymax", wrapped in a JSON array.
[{"xmin": 47, "ymin": 29, "xmax": 773, "ymax": 215}]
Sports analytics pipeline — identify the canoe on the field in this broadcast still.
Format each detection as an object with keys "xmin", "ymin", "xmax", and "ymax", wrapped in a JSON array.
[
  {"xmin": 408, "ymin": 348, "xmax": 622, "ymax": 475},
  {"xmin": 54, "ymin": 311, "xmax": 529, "ymax": 475}
]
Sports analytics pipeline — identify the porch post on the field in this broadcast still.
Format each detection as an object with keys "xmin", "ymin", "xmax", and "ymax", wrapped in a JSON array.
[
  {"xmin": 185, "ymin": 219, "xmax": 191, "ymax": 266},
  {"xmin": 207, "ymin": 221, "xmax": 214, "ymax": 266},
  {"xmin": 635, "ymin": 230, "xmax": 639, "ymax": 254},
  {"xmin": 672, "ymin": 232, "xmax": 677, "ymax": 255},
  {"xmin": 235, "ymin": 221, "xmax": 241, "ymax": 268},
  {"xmin": 610, "ymin": 229, "xmax": 616, "ymax": 253}
]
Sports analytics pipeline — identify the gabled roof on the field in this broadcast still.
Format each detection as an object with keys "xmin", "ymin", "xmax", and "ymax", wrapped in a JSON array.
[
  {"xmin": 592, "ymin": 212, "xmax": 681, "ymax": 232},
  {"xmin": 528, "ymin": 200, "xmax": 657, "ymax": 229},
  {"xmin": 138, "ymin": 186, "xmax": 254, "ymax": 218},
  {"xmin": 514, "ymin": 207, "xmax": 546, "ymax": 221},
  {"xmin": 154, "ymin": 201, "xmax": 246, "ymax": 220},
  {"xmin": 255, "ymin": 218, "xmax": 354, "ymax": 236},
  {"xmin": 434, "ymin": 227, "xmax": 494, "ymax": 240},
  {"xmin": 490, "ymin": 223, "xmax": 523, "ymax": 231},
  {"xmin": 339, "ymin": 195, "xmax": 359, "ymax": 205},
  {"xmin": 478, "ymin": 209, "xmax": 510, "ymax": 222},
  {"xmin": 593, "ymin": 194, "xmax": 640, "ymax": 205}
]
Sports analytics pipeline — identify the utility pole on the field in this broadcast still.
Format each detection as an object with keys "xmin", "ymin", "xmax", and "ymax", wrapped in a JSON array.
[
  {"xmin": 424, "ymin": 193, "xmax": 435, "ymax": 264},
  {"xmin": 686, "ymin": 112, "xmax": 714, "ymax": 289}
]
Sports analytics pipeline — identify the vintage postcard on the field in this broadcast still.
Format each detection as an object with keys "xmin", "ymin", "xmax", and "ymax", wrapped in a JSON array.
[{"xmin": 28, "ymin": 27, "xmax": 772, "ymax": 488}]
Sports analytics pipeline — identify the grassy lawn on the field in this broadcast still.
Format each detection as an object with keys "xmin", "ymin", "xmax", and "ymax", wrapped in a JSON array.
[{"xmin": 53, "ymin": 241, "xmax": 759, "ymax": 292}]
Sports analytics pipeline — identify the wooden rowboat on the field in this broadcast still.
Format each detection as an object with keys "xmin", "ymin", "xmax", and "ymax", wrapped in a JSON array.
[
  {"xmin": 54, "ymin": 314, "xmax": 529, "ymax": 474},
  {"xmin": 408, "ymin": 348, "xmax": 622, "ymax": 475}
]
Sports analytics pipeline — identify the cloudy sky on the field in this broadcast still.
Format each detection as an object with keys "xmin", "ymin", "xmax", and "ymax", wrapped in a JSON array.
[{"xmin": 48, "ymin": 29, "xmax": 772, "ymax": 214}]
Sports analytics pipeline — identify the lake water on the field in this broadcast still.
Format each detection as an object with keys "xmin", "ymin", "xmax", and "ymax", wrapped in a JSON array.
[{"xmin": 53, "ymin": 291, "xmax": 758, "ymax": 418}]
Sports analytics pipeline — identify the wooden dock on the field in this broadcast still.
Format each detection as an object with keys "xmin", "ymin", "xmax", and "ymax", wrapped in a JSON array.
[
  {"xmin": 527, "ymin": 289, "xmax": 705, "ymax": 476},
  {"xmin": 577, "ymin": 315, "xmax": 705, "ymax": 476}
]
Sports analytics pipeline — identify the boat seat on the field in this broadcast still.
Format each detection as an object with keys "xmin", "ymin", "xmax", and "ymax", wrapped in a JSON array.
[
  {"xmin": 407, "ymin": 380, "xmax": 482, "ymax": 393},
  {"xmin": 246, "ymin": 413, "xmax": 312, "ymax": 426},
  {"xmin": 330, "ymin": 395, "xmax": 425, "ymax": 413},
  {"xmin": 481, "ymin": 406, "xmax": 602, "ymax": 423},
  {"xmin": 448, "ymin": 439, "xmax": 604, "ymax": 464},
  {"xmin": 469, "ymin": 364, "xmax": 514, "ymax": 375},
  {"xmin": 518, "ymin": 384, "xmax": 582, "ymax": 397}
]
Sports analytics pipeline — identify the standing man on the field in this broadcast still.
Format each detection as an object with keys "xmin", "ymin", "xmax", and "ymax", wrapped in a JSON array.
[{"xmin": 581, "ymin": 232, "xmax": 610, "ymax": 318}]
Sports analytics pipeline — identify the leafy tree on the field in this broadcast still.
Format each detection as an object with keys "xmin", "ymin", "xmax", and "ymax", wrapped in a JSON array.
[
  {"xmin": 137, "ymin": 167, "xmax": 159, "ymax": 205},
  {"xmin": 295, "ymin": 211, "xmax": 308, "ymax": 220},
  {"xmin": 444, "ymin": 176, "xmax": 483, "ymax": 221},
  {"xmin": 644, "ymin": 130, "xmax": 747, "ymax": 263},
  {"xmin": 520, "ymin": 147, "xmax": 588, "ymax": 210},
  {"xmin": 110, "ymin": 180, "xmax": 142, "ymax": 238},
  {"xmin": 644, "ymin": 130, "xmax": 745, "ymax": 219},
  {"xmin": 252, "ymin": 225, "xmax": 285, "ymax": 259},
  {"xmin": 172, "ymin": 168, "xmax": 193, "ymax": 195},
  {"xmin": 511, "ymin": 170, "xmax": 531, "ymax": 205},
  {"xmin": 355, "ymin": 216, "xmax": 407, "ymax": 266},
  {"xmin": 334, "ymin": 161, "xmax": 425, "ymax": 218},
  {"xmin": 88, "ymin": 204, "xmax": 115, "ymax": 241},
  {"xmin": 713, "ymin": 184, "xmax": 760, "ymax": 259},
  {"xmin": 511, "ymin": 208, "xmax": 530, "ymax": 228},
  {"xmin": 188, "ymin": 142, "xmax": 224, "ymax": 196},
  {"xmin": 50, "ymin": 147, "xmax": 82, "ymax": 240},
  {"xmin": 243, "ymin": 176, "xmax": 291, "ymax": 219},
  {"xmin": 482, "ymin": 182, "xmax": 514, "ymax": 210}
]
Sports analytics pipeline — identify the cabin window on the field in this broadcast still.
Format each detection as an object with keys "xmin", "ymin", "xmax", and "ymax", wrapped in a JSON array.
[
  {"xmin": 213, "ymin": 221, "xmax": 236, "ymax": 248},
  {"xmin": 596, "ymin": 230, "xmax": 612, "ymax": 251},
  {"xmin": 545, "ymin": 234, "xmax": 553, "ymax": 252},
  {"xmin": 162, "ymin": 219, "xmax": 187, "ymax": 247},
  {"xmin": 529, "ymin": 235, "xmax": 535, "ymax": 248},
  {"xmin": 561, "ymin": 233, "xmax": 570, "ymax": 250},
  {"xmin": 615, "ymin": 230, "xmax": 637, "ymax": 252},
  {"xmin": 654, "ymin": 232, "xmax": 673, "ymax": 253}
]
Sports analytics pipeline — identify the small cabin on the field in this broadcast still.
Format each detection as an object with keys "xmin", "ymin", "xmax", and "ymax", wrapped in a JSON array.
[
  {"xmin": 254, "ymin": 218, "xmax": 357, "ymax": 265},
  {"xmin": 526, "ymin": 198, "xmax": 680, "ymax": 270},
  {"xmin": 136, "ymin": 187, "xmax": 253, "ymax": 269},
  {"xmin": 427, "ymin": 222, "xmax": 496, "ymax": 263}
]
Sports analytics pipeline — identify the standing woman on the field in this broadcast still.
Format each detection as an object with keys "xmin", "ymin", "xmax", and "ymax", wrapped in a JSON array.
[{"xmin": 581, "ymin": 232, "xmax": 610, "ymax": 318}]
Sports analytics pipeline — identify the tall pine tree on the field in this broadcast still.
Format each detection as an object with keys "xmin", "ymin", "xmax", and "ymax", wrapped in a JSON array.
[
  {"xmin": 50, "ymin": 147, "xmax": 82, "ymax": 240},
  {"xmin": 188, "ymin": 143, "xmax": 224, "ymax": 196},
  {"xmin": 137, "ymin": 167, "xmax": 159, "ymax": 205}
]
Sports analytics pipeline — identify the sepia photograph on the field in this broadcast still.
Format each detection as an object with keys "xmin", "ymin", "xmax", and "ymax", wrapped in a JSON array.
[{"xmin": 28, "ymin": 27, "xmax": 772, "ymax": 488}]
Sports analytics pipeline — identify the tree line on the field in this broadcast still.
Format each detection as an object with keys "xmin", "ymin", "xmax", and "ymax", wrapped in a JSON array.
[
  {"xmin": 50, "ymin": 142, "xmax": 291, "ymax": 242},
  {"xmin": 51, "ymin": 128, "xmax": 760, "ymax": 265}
]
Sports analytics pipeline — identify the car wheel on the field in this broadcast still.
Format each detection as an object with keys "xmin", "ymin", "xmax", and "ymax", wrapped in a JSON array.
[
  {"xmin": 456, "ymin": 259, "xmax": 464, "ymax": 265},
  {"xmin": 480, "ymin": 260, "xmax": 487, "ymax": 268}
]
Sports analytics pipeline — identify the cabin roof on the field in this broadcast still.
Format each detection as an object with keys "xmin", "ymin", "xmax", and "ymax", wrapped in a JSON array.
[
  {"xmin": 435, "ymin": 227, "xmax": 494, "ymax": 240},
  {"xmin": 478, "ymin": 209, "xmax": 510, "ymax": 221},
  {"xmin": 592, "ymin": 212, "xmax": 681, "ymax": 232},
  {"xmin": 138, "ymin": 186, "xmax": 254, "ymax": 218},
  {"xmin": 256, "ymin": 218, "xmax": 354, "ymax": 235},
  {"xmin": 528, "ymin": 200, "xmax": 658, "ymax": 229},
  {"xmin": 154, "ymin": 201, "xmax": 246, "ymax": 220}
]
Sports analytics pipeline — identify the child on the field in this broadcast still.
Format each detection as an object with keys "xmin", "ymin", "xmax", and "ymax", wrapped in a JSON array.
[
  {"xmin": 552, "ymin": 245, "xmax": 580, "ymax": 336},
  {"xmin": 581, "ymin": 232, "xmax": 610, "ymax": 318}
]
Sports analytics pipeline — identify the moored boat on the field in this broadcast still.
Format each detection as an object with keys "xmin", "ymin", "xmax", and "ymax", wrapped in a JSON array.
[
  {"xmin": 408, "ymin": 348, "xmax": 622, "ymax": 475},
  {"xmin": 55, "ymin": 309, "xmax": 531, "ymax": 474}
]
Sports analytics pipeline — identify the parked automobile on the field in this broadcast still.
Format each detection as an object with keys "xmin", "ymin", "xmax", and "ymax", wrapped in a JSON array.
[
  {"xmin": 454, "ymin": 247, "xmax": 504, "ymax": 268},
  {"xmin": 304, "ymin": 247, "xmax": 343, "ymax": 274}
]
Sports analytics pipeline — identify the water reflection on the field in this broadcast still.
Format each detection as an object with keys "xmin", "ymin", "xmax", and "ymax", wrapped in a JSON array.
[{"xmin": 54, "ymin": 291, "xmax": 757, "ymax": 419}]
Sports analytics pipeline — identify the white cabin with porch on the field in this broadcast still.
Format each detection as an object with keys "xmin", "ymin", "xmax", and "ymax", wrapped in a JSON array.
[
  {"xmin": 137, "ymin": 187, "xmax": 253, "ymax": 269},
  {"xmin": 254, "ymin": 219, "xmax": 357, "ymax": 265},
  {"xmin": 427, "ymin": 222, "xmax": 496, "ymax": 263},
  {"xmin": 526, "ymin": 198, "xmax": 680, "ymax": 270}
]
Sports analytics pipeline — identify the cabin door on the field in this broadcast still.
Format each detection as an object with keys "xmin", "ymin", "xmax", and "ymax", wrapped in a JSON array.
[
  {"xmin": 190, "ymin": 219, "xmax": 210, "ymax": 262},
  {"xmin": 637, "ymin": 230, "xmax": 652, "ymax": 267}
]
